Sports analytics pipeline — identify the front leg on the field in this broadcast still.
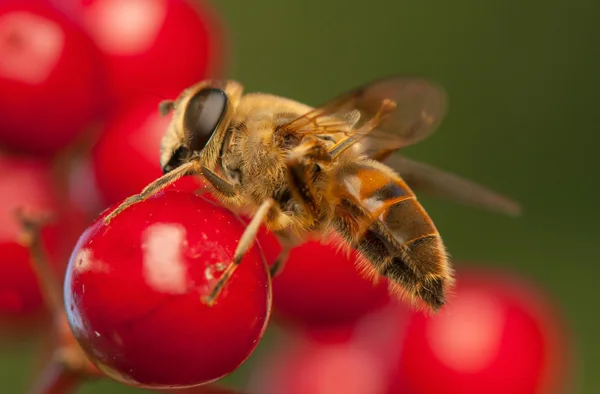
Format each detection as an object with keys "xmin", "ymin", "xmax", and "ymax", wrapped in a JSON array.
[
  {"xmin": 202, "ymin": 198, "xmax": 277, "ymax": 306},
  {"xmin": 104, "ymin": 160, "xmax": 202, "ymax": 223},
  {"xmin": 201, "ymin": 165, "xmax": 238, "ymax": 197}
]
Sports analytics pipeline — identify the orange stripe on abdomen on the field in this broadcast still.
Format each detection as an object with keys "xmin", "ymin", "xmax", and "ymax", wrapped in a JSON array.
[
  {"xmin": 333, "ymin": 163, "xmax": 414, "ymax": 215},
  {"xmin": 331, "ymin": 160, "xmax": 452, "ymax": 311}
]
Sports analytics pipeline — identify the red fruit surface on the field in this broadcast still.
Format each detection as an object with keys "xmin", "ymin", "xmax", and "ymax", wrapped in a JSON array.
[
  {"xmin": 64, "ymin": 191, "xmax": 272, "ymax": 388},
  {"xmin": 0, "ymin": 155, "xmax": 63, "ymax": 326},
  {"xmin": 0, "ymin": 2, "xmax": 105, "ymax": 155},
  {"xmin": 59, "ymin": 0, "xmax": 224, "ymax": 109},
  {"xmin": 272, "ymin": 238, "xmax": 390, "ymax": 328},
  {"xmin": 392, "ymin": 268, "xmax": 570, "ymax": 394},
  {"xmin": 252, "ymin": 224, "xmax": 281, "ymax": 269},
  {"xmin": 164, "ymin": 385, "xmax": 250, "ymax": 394},
  {"xmin": 91, "ymin": 99, "xmax": 204, "ymax": 206},
  {"xmin": 250, "ymin": 325, "xmax": 397, "ymax": 394}
]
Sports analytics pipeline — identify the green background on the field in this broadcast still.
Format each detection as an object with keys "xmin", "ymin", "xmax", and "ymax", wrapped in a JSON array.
[{"xmin": 2, "ymin": 0, "xmax": 598, "ymax": 393}]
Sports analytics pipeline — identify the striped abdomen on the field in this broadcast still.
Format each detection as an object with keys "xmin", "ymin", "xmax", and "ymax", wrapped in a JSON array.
[{"xmin": 330, "ymin": 160, "xmax": 453, "ymax": 311}]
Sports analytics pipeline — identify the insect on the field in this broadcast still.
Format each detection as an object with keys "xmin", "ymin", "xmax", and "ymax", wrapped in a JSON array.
[{"xmin": 104, "ymin": 76, "xmax": 520, "ymax": 312}]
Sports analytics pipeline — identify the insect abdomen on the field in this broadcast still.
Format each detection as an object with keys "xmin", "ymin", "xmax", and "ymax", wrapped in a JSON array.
[{"xmin": 332, "ymin": 161, "xmax": 452, "ymax": 311}]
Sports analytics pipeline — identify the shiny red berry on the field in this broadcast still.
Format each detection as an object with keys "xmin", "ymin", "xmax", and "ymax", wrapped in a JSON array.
[
  {"xmin": 0, "ymin": 2, "xmax": 105, "ymax": 155},
  {"xmin": 272, "ymin": 238, "xmax": 390, "ymax": 328},
  {"xmin": 391, "ymin": 268, "xmax": 571, "ymax": 394},
  {"xmin": 64, "ymin": 191, "xmax": 272, "ymax": 388},
  {"xmin": 91, "ymin": 99, "xmax": 203, "ymax": 206},
  {"xmin": 59, "ymin": 0, "xmax": 224, "ymax": 109}
]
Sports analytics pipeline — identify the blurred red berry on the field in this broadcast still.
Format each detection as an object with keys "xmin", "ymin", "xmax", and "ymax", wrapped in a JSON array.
[
  {"xmin": 59, "ymin": 0, "xmax": 224, "ymax": 109},
  {"xmin": 0, "ymin": 155, "xmax": 63, "ymax": 330},
  {"xmin": 164, "ymin": 385, "xmax": 250, "ymax": 394},
  {"xmin": 250, "ymin": 327, "xmax": 395, "ymax": 394},
  {"xmin": 391, "ymin": 268, "xmax": 570, "ymax": 394},
  {"xmin": 272, "ymin": 238, "xmax": 390, "ymax": 328},
  {"xmin": 91, "ymin": 99, "xmax": 204, "ymax": 206},
  {"xmin": 0, "ymin": 2, "xmax": 105, "ymax": 155},
  {"xmin": 64, "ymin": 191, "xmax": 272, "ymax": 388},
  {"xmin": 66, "ymin": 156, "xmax": 105, "ymax": 216}
]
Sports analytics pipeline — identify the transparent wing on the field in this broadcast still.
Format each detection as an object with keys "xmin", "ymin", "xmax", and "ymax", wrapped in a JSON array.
[
  {"xmin": 387, "ymin": 155, "xmax": 522, "ymax": 216},
  {"xmin": 283, "ymin": 76, "xmax": 447, "ymax": 159},
  {"xmin": 281, "ymin": 77, "xmax": 519, "ymax": 216}
]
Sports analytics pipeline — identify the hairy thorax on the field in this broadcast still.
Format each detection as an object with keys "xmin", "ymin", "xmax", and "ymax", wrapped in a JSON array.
[
  {"xmin": 220, "ymin": 95, "xmax": 311, "ymax": 208},
  {"xmin": 218, "ymin": 93, "xmax": 355, "ymax": 234}
]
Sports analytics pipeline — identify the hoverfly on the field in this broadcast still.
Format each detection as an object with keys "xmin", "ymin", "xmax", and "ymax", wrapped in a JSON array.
[{"xmin": 104, "ymin": 77, "xmax": 520, "ymax": 312}]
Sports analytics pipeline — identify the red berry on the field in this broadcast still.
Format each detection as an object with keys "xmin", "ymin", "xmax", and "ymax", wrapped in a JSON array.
[
  {"xmin": 0, "ymin": 155, "xmax": 63, "ymax": 329},
  {"xmin": 0, "ymin": 2, "xmax": 105, "ymax": 155},
  {"xmin": 64, "ymin": 191, "xmax": 272, "ymax": 388},
  {"xmin": 163, "ymin": 385, "xmax": 250, "ymax": 394},
  {"xmin": 66, "ymin": 157, "xmax": 105, "ymax": 217},
  {"xmin": 91, "ymin": 99, "xmax": 204, "ymax": 206},
  {"xmin": 272, "ymin": 238, "xmax": 390, "ymax": 328},
  {"xmin": 391, "ymin": 268, "xmax": 571, "ymax": 394},
  {"xmin": 249, "ymin": 324, "xmax": 398, "ymax": 394},
  {"xmin": 59, "ymin": 0, "xmax": 224, "ymax": 109}
]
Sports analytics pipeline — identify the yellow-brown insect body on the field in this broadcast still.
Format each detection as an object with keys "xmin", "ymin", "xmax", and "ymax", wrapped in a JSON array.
[
  {"xmin": 216, "ymin": 93, "xmax": 326, "ymax": 231},
  {"xmin": 161, "ymin": 81, "xmax": 452, "ymax": 310},
  {"xmin": 107, "ymin": 76, "xmax": 519, "ymax": 311},
  {"xmin": 213, "ymin": 93, "xmax": 450, "ymax": 310},
  {"xmin": 329, "ymin": 160, "xmax": 451, "ymax": 310}
]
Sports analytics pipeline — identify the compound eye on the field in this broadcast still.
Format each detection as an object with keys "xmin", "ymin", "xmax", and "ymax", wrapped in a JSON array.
[{"xmin": 183, "ymin": 88, "xmax": 228, "ymax": 151}]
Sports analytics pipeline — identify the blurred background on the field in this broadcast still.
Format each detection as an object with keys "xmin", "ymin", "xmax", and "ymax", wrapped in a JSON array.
[{"xmin": 0, "ymin": 0, "xmax": 598, "ymax": 393}]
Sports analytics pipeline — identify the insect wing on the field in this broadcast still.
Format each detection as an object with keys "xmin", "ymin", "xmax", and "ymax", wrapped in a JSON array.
[
  {"xmin": 283, "ymin": 76, "xmax": 447, "ymax": 159},
  {"xmin": 387, "ymin": 155, "xmax": 522, "ymax": 216}
]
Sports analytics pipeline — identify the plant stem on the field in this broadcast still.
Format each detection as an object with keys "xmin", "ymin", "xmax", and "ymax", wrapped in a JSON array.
[
  {"xmin": 16, "ymin": 210, "xmax": 64, "ymax": 317},
  {"xmin": 17, "ymin": 210, "xmax": 98, "ymax": 392},
  {"xmin": 28, "ymin": 361, "xmax": 82, "ymax": 394}
]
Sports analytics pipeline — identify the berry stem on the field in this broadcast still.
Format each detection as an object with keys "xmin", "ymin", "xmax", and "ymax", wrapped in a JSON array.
[
  {"xmin": 28, "ymin": 360, "xmax": 82, "ymax": 394},
  {"xmin": 16, "ymin": 210, "xmax": 101, "ymax": 387},
  {"xmin": 16, "ymin": 210, "xmax": 64, "ymax": 317}
]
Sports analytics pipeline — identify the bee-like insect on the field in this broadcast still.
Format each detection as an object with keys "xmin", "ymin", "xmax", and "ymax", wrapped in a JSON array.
[{"xmin": 105, "ymin": 77, "xmax": 520, "ymax": 312}]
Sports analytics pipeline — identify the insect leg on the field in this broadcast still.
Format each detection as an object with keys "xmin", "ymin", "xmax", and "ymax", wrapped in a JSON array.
[
  {"xmin": 284, "ymin": 138, "xmax": 332, "ymax": 216},
  {"xmin": 328, "ymin": 99, "xmax": 396, "ymax": 159},
  {"xmin": 201, "ymin": 165, "xmax": 237, "ymax": 197},
  {"xmin": 331, "ymin": 160, "xmax": 451, "ymax": 312},
  {"xmin": 104, "ymin": 160, "xmax": 201, "ymax": 223},
  {"xmin": 202, "ymin": 198, "xmax": 276, "ymax": 306},
  {"xmin": 269, "ymin": 247, "xmax": 291, "ymax": 278}
]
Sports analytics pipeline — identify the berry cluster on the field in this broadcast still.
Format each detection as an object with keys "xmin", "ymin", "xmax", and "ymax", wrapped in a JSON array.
[{"xmin": 0, "ymin": 1, "xmax": 572, "ymax": 393}]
